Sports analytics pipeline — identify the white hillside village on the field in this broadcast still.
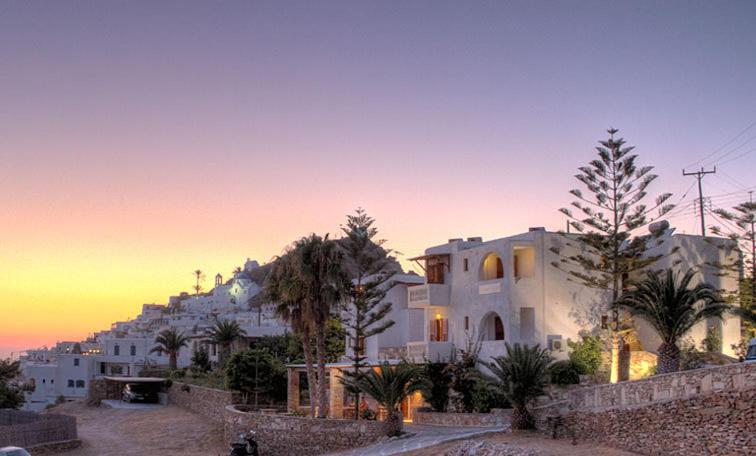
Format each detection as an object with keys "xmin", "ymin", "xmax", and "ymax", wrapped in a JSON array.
[{"xmin": 19, "ymin": 258, "xmax": 287, "ymax": 411}]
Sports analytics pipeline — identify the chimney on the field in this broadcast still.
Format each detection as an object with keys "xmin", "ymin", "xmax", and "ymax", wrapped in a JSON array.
[
  {"xmin": 529, "ymin": 227, "xmax": 546, "ymax": 232},
  {"xmin": 467, "ymin": 237, "xmax": 483, "ymax": 242}
]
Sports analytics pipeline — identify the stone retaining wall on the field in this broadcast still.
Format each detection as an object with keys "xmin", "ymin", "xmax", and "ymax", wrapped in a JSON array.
[
  {"xmin": 534, "ymin": 362, "xmax": 756, "ymax": 455},
  {"xmin": 413, "ymin": 409, "xmax": 510, "ymax": 427},
  {"xmin": 223, "ymin": 405, "xmax": 386, "ymax": 455},
  {"xmin": 550, "ymin": 362, "xmax": 755, "ymax": 410},
  {"xmin": 166, "ymin": 381, "xmax": 241, "ymax": 423},
  {"xmin": 563, "ymin": 387, "xmax": 755, "ymax": 455},
  {"xmin": 0, "ymin": 410, "xmax": 78, "ymax": 449}
]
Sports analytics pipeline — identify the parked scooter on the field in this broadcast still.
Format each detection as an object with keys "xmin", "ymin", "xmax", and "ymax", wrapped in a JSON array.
[{"xmin": 228, "ymin": 430, "xmax": 259, "ymax": 456}]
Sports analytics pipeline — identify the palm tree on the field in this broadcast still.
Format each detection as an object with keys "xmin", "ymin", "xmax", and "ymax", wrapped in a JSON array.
[
  {"xmin": 293, "ymin": 234, "xmax": 349, "ymax": 418},
  {"xmin": 616, "ymin": 269, "xmax": 729, "ymax": 374},
  {"xmin": 342, "ymin": 362, "xmax": 426, "ymax": 436},
  {"xmin": 151, "ymin": 328, "xmax": 190, "ymax": 370},
  {"xmin": 265, "ymin": 250, "xmax": 319, "ymax": 416},
  {"xmin": 193, "ymin": 269, "xmax": 205, "ymax": 297},
  {"xmin": 484, "ymin": 343, "xmax": 552, "ymax": 430},
  {"xmin": 205, "ymin": 320, "xmax": 247, "ymax": 367}
]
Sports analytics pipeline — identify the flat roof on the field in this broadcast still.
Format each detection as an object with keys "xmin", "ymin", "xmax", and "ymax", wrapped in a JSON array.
[{"xmin": 102, "ymin": 376, "xmax": 165, "ymax": 383}]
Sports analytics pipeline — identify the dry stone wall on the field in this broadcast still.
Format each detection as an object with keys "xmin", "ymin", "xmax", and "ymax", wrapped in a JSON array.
[
  {"xmin": 550, "ymin": 362, "xmax": 755, "ymax": 410},
  {"xmin": 535, "ymin": 362, "xmax": 756, "ymax": 455},
  {"xmin": 414, "ymin": 409, "xmax": 511, "ymax": 427},
  {"xmin": 565, "ymin": 387, "xmax": 755, "ymax": 455},
  {"xmin": 166, "ymin": 381, "xmax": 240, "ymax": 423},
  {"xmin": 223, "ymin": 405, "xmax": 386, "ymax": 455}
]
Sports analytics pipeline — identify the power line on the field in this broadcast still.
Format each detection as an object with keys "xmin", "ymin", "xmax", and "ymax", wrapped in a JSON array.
[{"xmin": 683, "ymin": 119, "xmax": 756, "ymax": 169}]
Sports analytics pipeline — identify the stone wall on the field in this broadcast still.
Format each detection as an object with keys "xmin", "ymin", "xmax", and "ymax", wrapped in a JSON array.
[
  {"xmin": 549, "ymin": 361, "xmax": 755, "ymax": 410},
  {"xmin": 413, "ymin": 409, "xmax": 510, "ymax": 427},
  {"xmin": 534, "ymin": 362, "xmax": 756, "ymax": 455},
  {"xmin": 166, "ymin": 381, "xmax": 241, "ymax": 423},
  {"xmin": 223, "ymin": 405, "xmax": 386, "ymax": 455},
  {"xmin": 564, "ymin": 387, "xmax": 755, "ymax": 455},
  {"xmin": 86, "ymin": 378, "xmax": 123, "ymax": 405},
  {"xmin": 0, "ymin": 410, "xmax": 78, "ymax": 449}
]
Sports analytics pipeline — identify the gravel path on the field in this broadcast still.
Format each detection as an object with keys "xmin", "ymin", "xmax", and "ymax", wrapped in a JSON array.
[
  {"xmin": 328, "ymin": 424, "xmax": 507, "ymax": 456},
  {"xmin": 46, "ymin": 402, "xmax": 226, "ymax": 456}
]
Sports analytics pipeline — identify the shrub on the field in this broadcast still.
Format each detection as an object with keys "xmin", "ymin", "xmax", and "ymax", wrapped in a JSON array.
[
  {"xmin": 568, "ymin": 334, "xmax": 603, "ymax": 375},
  {"xmin": 548, "ymin": 360, "xmax": 581, "ymax": 385},
  {"xmin": 470, "ymin": 379, "xmax": 509, "ymax": 413},
  {"xmin": 191, "ymin": 346, "xmax": 211, "ymax": 373},
  {"xmin": 419, "ymin": 362, "xmax": 451, "ymax": 412}
]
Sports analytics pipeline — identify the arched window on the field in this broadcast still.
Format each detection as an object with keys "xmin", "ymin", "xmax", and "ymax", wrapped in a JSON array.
[
  {"xmin": 480, "ymin": 312, "xmax": 505, "ymax": 341},
  {"xmin": 480, "ymin": 253, "xmax": 504, "ymax": 280}
]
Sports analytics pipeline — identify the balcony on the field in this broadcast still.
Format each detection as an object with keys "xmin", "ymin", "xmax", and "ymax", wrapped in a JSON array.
[
  {"xmin": 406, "ymin": 341, "xmax": 454, "ymax": 363},
  {"xmin": 408, "ymin": 284, "xmax": 450, "ymax": 308}
]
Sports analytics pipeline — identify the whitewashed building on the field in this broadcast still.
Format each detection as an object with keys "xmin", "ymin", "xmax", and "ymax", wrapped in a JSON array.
[{"xmin": 402, "ymin": 226, "xmax": 741, "ymax": 374}]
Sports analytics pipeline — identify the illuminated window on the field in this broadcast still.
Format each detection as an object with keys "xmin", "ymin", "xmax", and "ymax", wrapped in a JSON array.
[{"xmin": 480, "ymin": 253, "xmax": 504, "ymax": 280}]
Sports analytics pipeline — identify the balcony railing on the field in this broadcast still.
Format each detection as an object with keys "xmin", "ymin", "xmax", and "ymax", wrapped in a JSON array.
[
  {"xmin": 406, "ymin": 341, "xmax": 453, "ymax": 363},
  {"xmin": 407, "ymin": 284, "xmax": 450, "ymax": 307}
]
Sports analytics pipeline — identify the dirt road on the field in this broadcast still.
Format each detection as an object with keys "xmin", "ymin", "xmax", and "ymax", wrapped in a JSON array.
[{"xmin": 46, "ymin": 402, "xmax": 226, "ymax": 456}]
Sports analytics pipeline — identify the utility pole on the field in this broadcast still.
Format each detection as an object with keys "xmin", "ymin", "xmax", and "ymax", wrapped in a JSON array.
[{"xmin": 683, "ymin": 167, "xmax": 716, "ymax": 236}]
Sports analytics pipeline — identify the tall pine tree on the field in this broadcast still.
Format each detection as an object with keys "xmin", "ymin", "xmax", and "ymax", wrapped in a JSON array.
[
  {"xmin": 338, "ymin": 208, "xmax": 398, "ymax": 418},
  {"xmin": 551, "ymin": 128, "xmax": 674, "ymax": 382},
  {"xmin": 711, "ymin": 201, "xmax": 756, "ymax": 333}
]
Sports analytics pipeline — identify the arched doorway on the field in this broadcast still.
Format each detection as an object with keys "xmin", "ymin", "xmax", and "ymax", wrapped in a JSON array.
[{"xmin": 480, "ymin": 312, "xmax": 505, "ymax": 341}]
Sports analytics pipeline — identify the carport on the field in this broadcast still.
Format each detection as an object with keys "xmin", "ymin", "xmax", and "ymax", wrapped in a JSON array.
[{"xmin": 96, "ymin": 376, "xmax": 167, "ymax": 405}]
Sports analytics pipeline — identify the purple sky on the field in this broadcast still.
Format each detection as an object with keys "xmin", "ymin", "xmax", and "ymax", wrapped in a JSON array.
[{"xmin": 1, "ymin": 1, "xmax": 755, "ymax": 353}]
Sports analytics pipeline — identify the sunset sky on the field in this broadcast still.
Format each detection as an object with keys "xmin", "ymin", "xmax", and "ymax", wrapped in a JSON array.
[{"xmin": 2, "ymin": 1, "xmax": 755, "ymax": 358}]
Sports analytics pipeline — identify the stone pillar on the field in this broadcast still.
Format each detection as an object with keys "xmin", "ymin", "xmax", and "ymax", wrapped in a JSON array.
[
  {"xmin": 287, "ymin": 367, "xmax": 300, "ymax": 413},
  {"xmin": 329, "ymin": 368, "xmax": 344, "ymax": 419}
]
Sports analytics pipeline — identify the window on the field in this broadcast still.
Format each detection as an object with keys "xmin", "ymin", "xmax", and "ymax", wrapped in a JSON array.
[
  {"xmin": 51, "ymin": 379, "xmax": 54, "ymax": 384},
  {"xmin": 114, "ymin": 344, "xmax": 120, "ymax": 356},
  {"xmin": 76, "ymin": 380, "xmax": 85, "ymax": 388},
  {"xmin": 463, "ymin": 258, "xmax": 469, "ymax": 272},
  {"xmin": 480, "ymin": 253, "xmax": 504, "ymax": 280},
  {"xmin": 42, "ymin": 378, "xmax": 46, "ymax": 384},
  {"xmin": 74, "ymin": 358, "xmax": 80, "ymax": 366},
  {"xmin": 67, "ymin": 379, "xmax": 74, "ymax": 388},
  {"xmin": 520, "ymin": 307, "xmax": 535, "ymax": 341},
  {"xmin": 464, "ymin": 316, "xmax": 469, "ymax": 331},
  {"xmin": 130, "ymin": 345, "xmax": 136, "ymax": 356}
]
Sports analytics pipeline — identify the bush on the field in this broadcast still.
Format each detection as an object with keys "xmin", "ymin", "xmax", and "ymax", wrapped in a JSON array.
[
  {"xmin": 568, "ymin": 334, "xmax": 603, "ymax": 375},
  {"xmin": 548, "ymin": 360, "xmax": 581, "ymax": 385},
  {"xmin": 470, "ymin": 379, "xmax": 509, "ymax": 413},
  {"xmin": 419, "ymin": 362, "xmax": 451, "ymax": 412},
  {"xmin": 191, "ymin": 346, "xmax": 211, "ymax": 373}
]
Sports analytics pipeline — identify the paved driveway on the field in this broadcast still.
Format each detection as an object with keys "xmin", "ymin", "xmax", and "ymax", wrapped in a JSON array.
[{"xmin": 328, "ymin": 424, "xmax": 508, "ymax": 456}]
